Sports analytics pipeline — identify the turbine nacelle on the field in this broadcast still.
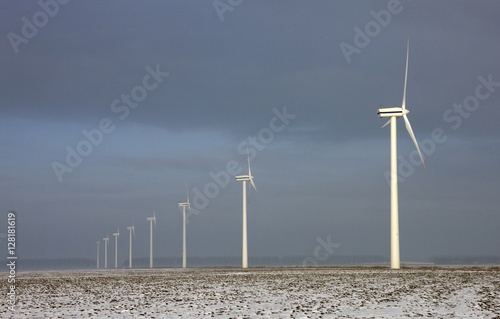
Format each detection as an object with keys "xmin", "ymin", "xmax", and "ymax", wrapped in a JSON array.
[
  {"xmin": 377, "ymin": 107, "xmax": 409, "ymax": 118},
  {"xmin": 235, "ymin": 145, "xmax": 257, "ymax": 190},
  {"xmin": 235, "ymin": 174, "xmax": 251, "ymax": 181},
  {"xmin": 146, "ymin": 209, "xmax": 157, "ymax": 224},
  {"xmin": 126, "ymin": 225, "xmax": 135, "ymax": 237},
  {"xmin": 236, "ymin": 175, "xmax": 256, "ymax": 189},
  {"xmin": 178, "ymin": 184, "xmax": 191, "ymax": 210}
]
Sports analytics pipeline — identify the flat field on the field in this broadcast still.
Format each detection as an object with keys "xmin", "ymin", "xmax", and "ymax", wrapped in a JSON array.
[{"xmin": 1, "ymin": 267, "xmax": 499, "ymax": 318}]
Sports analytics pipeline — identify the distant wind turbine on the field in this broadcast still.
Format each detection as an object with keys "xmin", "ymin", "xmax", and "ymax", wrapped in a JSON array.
[
  {"xmin": 146, "ymin": 210, "xmax": 157, "ymax": 268},
  {"xmin": 235, "ymin": 148, "xmax": 257, "ymax": 269},
  {"xmin": 178, "ymin": 185, "xmax": 191, "ymax": 268},
  {"xmin": 377, "ymin": 39, "xmax": 426, "ymax": 269},
  {"xmin": 103, "ymin": 235, "xmax": 109, "ymax": 269},
  {"xmin": 126, "ymin": 225, "xmax": 135, "ymax": 269},
  {"xmin": 113, "ymin": 228, "xmax": 120, "ymax": 269},
  {"xmin": 95, "ymin": 241, "xmax": 100, "ymax": 269}
]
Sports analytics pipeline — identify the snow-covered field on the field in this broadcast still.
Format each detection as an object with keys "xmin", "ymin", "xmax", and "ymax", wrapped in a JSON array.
[{"xmin": 2, "ymin": 267, "xmax": 499, "ymax": 318}]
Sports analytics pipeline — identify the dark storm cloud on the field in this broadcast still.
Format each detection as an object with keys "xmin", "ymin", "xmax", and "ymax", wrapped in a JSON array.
[{"xmin": 1, "ymin": 0, "xmax": 499, "ymax": 264}]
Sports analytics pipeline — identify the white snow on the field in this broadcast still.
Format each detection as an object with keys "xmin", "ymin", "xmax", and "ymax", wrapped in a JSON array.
[{"xmin": 1, "ymin": 267, "xmax": 499, "ymax": 318}]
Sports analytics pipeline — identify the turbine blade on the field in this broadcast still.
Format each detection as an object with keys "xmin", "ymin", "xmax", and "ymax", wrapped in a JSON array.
[
  {"xmin": 402, "ymin": 38, "xmax": 409, "ymax": 110},
  {"xmin": 186, "ymin": 183, "xmax": 191, "ymax": 210},
  {"xmin": 246, "ymin": 145, "xmax": 256, "ymax": 190},
  {"xmin": 247, "ymin": 180, "xmax": 251, "ymax": 205},
  {"xmin": 248, "ymin": 178, "xmax": 257, "ymax": 206},
  {"xmin": 247, "ymin": 145, "xmax": 251, "ymax": 176},
  {"xmin": 249, "ymin": 177, "xmax": 256, "ymax": 191},
  {"xmin": 381, "ymin": 119, "xmax": 391, "ymax": 129},
  {"xmin": 403, "ymin": 114, "xmax": 426, "ymax": 169}
]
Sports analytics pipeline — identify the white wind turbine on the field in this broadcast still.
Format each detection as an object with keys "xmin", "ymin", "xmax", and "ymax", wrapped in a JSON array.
[
  {"xmin": 235, "ymin": 149, "xmax": 257, "ymax": 269},
  {"xmin": 95, "ymin": 241, "xmax": 100, "ymax": 269},
  {"xmin": 103, "ymin": 235, "xmax": 109, "ymax": 269},
  {"xmin": 178, "ymin": 185, "xmax": 191, "ymax": 268},
  {"xmin": 146, "ymin": 210, "xmax": 157, "ymax": 269},
  {"xmin": 126, "ymin": 225, "xmax": 135, "ymax": 269},
  {"xmin": 113, "ymin": 228, "xmax": 120, "ymax": 269},
  {"xmin": 377, "ymin": 39, "xmax": 426, "ymax": 269}
]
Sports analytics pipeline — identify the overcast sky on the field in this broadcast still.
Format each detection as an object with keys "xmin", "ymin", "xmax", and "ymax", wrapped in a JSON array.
[{"xmin": 1, "ymin": 0, "xmax": 499, "ymax": 265}]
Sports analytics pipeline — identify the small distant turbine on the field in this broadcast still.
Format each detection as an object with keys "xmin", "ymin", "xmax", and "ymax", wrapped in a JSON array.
[
  {"xmin": 146, "ymin": 210, "xmax": 157, "ymax": 269},
  {"xmin": 178, "ymin": 185, "xmax": 191, "ymax": 268},
  {"xmin": 95, "ymin": 241, "xmax": 100, "ymax": 269},
  {"xmin": 126, "ymin": 225, "xmax": 135, "ymax": 269},
  {"xmin": 103, "ymin": 235, "xmax": 109, "ymax": 269},
  {"xmin": 235, "ymin": 148, "xmax": 257, "ymax": 269},
  {"xmin": 377, "ymin": 39, "xmax": 426, "ymax": 269},
  {"xmin": 113, "ymin": 228, "xmax": 120, "ymax": 269}
]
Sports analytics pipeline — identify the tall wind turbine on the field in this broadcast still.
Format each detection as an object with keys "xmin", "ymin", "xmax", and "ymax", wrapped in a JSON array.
[
  {"xmin": 146, "ymin": 210, "xmax": 157, "ymax": 268},
  {"xmin": 126, "ymin": 225, "xmax": 135, "ymax": 269},
  {"xmin": 103, "ymin": 235, "xmax": 109, "ymax": 269},
  {"xmin": 95, "ymin": 241, "xmax": 100, "ymax": 269},
  {"xmin": 377, "ymin": 39, "xmax": 426, "ymax": 269},
  {"xmin": 235, "ymin": 149, "xmax": 257, "ymax": 269},
  {"xmin": 113, "ymin": 228, "xmax": 120, "ymax": 269},
  {"xmin": 178, "ymin": 185, "xmax": 191, "ymax": 268}
]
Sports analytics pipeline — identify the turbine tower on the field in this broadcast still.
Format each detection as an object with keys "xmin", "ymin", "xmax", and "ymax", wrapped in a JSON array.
[
  {"xmin": 377, "ymin": 39, "xmax": 426, "ymax": 269},
  {"xmin": 235, "ymin": 149, "xmax": 257, "ymax": 269},
  {"xmin": 95, "ymin": 241, "xmax": 100, "ymax": 269},
  {"xmin": 103, "ymin": 235, "xmax": 109, "ymax": 269},
  {"xmin": 178, "ymin": 185, "xmax": 191, "ymax": 268},
  {"xmin": 146, "ymin": 210, "xmax": 157, "ymax": 268},
  {"xmin": 113, "ymin": 228, "xmax": 120, "ymax": 269},
  {"xmin": 126, "ymin": 225, "xmax": 135, "ymax": 269}
]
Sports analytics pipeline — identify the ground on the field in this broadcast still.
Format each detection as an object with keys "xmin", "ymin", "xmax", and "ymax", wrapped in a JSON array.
[{"xmin": 1, "ymin": 266, "xmax": 499, "ymax": 318}]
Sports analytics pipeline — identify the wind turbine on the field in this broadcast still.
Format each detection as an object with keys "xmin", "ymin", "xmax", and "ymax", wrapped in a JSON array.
[
  {"xmin": 95, "ymin": 241, "xmax": 100, "ymax": 269},
  {"xmin": 178, "ymin": 185, "xmax": 191, "ymax": 268},
  {"xmin": 113, "ymin": 228, "xmax": 120, "ymax": 269},
  {"xmin": 126, "ymin": 225, "xmax": 135, "ymax": 269},
  {"xmin": 146, "ymin": 210, "xmax": 157, "ymax": 268},
  {"xmin": 377, "ymin": 39, "xmax": 426, "ymax": 269},
  {"xmin": 235, "ymin": 148, "xmax": 257, "ymax": 269},
  {"xmin": 103, "ymin": 235, "xmax": 109, "ymax": 269}
]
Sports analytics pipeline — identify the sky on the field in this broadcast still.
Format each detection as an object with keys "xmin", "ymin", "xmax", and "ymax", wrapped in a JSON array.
[{"xmin": 1, "ymin": 0, "xmax": 499, "ymax": 265}]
